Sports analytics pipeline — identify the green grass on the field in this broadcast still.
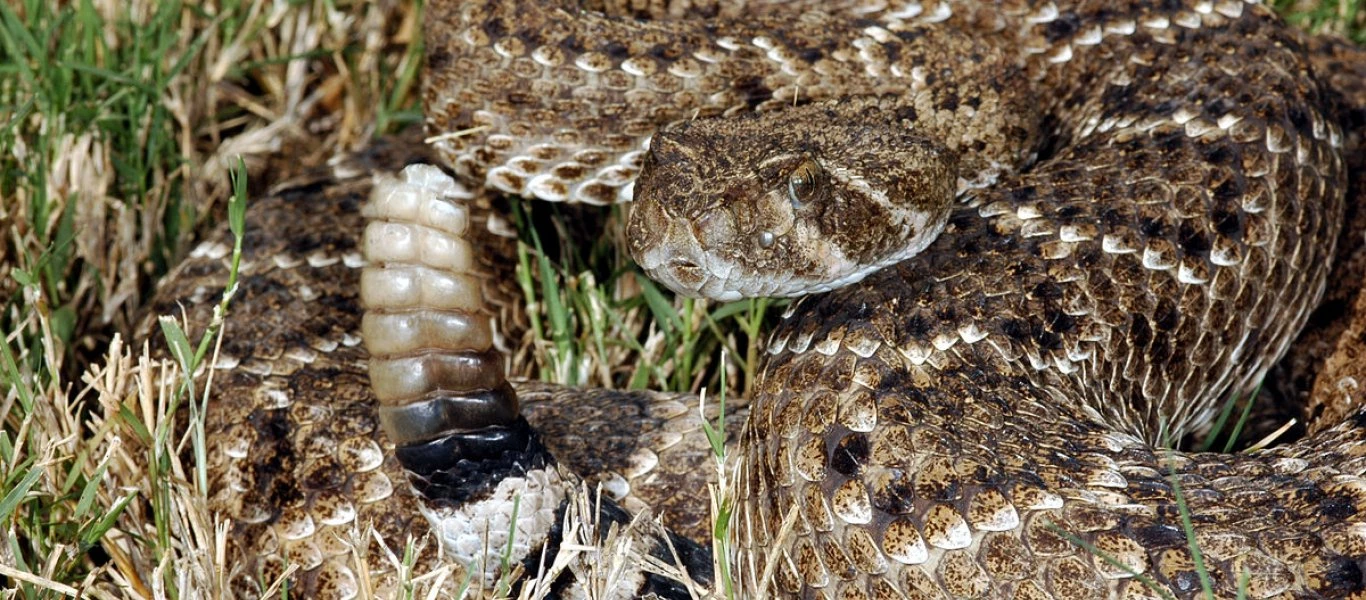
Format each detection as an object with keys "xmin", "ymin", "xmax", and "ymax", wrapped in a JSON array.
[
  {"xmin": 509, "ymin": 200, "xmax": 782, "ymax": 396},
  {"xmin": 1273, "ymin": 0, "xmax": 1366, "ymax": 42},
  {"xmin": 0, "ymin": 1, "xmax": 1362, "ymax": 598},
  {"xmin": 0, "ymin": 1, "xmax": 421, "ymax": 597}
]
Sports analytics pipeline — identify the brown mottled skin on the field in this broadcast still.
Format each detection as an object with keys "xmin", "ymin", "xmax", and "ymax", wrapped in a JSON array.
[
  {"xmin": 431, "ymin": 0, "xmax": 1366, "ymax": 597},
  {"xmin": 137, "ymin": 0, "xmax": 1366, "ymax": 598}
]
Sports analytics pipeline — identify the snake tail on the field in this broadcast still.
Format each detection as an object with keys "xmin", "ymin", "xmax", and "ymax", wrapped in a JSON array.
[
  {"xmin": 362, "ymin": 164, "xmax": 712, "ymax": 597},
  {"xmin": 361, "ymin": 164, "xmax": 570, "ymax": 587}
]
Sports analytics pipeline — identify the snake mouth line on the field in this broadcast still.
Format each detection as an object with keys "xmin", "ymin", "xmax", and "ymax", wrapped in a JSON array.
[
  {"xmin": 653, "ymin": 257, "xmax": 735, "ymax": 301},
  {"xmin": 646, "ymin": 256, "xmax": 800, "ymax": 301}
]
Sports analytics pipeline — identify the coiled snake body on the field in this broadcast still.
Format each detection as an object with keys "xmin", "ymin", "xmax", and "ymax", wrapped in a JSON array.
[{"xmin": 144, "ymin": 0, "xmax": 1366, "ymax": 598}]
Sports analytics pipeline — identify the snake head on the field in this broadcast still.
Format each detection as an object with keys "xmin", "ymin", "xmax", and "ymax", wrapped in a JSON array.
[{"xmin": 628, "ymin": 103, "xmax": 958, "ymax": 301}]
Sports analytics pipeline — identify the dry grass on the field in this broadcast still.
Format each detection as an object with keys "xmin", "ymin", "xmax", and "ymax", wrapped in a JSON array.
[
  {"xmin": 1, "ymin": 1, "xmax": 420, "ymax": 597},
  {"xmin": 0, "ymin": 0, "xmax": 1362, "ymax": 599}
]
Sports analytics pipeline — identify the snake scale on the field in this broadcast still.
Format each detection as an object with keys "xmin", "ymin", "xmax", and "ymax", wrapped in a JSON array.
[{"xmin": 136, "ymin": 0, "xmax": 1366, "ymax": 598}]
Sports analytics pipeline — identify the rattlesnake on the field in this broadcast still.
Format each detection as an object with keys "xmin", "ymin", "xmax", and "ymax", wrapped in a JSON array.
[{"xmin": 140, "ymin": 0, "xmax": 1366, "ymax": 598}]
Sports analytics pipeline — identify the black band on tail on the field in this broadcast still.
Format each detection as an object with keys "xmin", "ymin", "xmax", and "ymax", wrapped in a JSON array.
[{"xmin": 394, "ymin": 416, "xmax": 552, "ymax": 506}]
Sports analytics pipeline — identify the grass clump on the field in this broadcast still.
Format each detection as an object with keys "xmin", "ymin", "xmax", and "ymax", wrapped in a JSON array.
[
  {"xmin": 1273, "ymin": 0, "xmax": 1366, "ymax": 42},
  {"xmin": 508, "ymin": 201, "xmax": 781, "ymax": 398},
  {"xmin": 1, "ymin": 0, "xmax": 421, "ymax": 597}
]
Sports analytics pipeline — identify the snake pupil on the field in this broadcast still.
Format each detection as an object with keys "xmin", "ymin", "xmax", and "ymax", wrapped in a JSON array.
[{"xmin": 787, "ymin": 158, "xmax": 822, "ymax": 207}]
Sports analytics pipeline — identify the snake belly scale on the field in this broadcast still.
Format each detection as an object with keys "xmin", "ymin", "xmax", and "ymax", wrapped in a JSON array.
[{"xmin": 139, "ymin": 0, "xmax": 1366, "ymax": 598}]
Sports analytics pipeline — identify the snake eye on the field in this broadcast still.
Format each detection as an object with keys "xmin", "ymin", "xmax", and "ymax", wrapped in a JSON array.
[
  {"xmin": 758, "ymin": 231, "xmax": 776, "ymax": 248},
  {"xmin": 786, "ymin": 157, "xmax": 824, "ymax": 207}
]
